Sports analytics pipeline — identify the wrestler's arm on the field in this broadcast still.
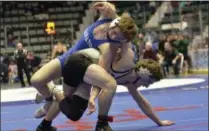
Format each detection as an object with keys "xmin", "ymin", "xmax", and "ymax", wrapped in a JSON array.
[
  {"xmin": 124, "ymin": 83, "xmax": 164, "ymax": 126},
  {"xmin": 98, "ymin": 43, "xmax": 116, "ymax": 72},
  {"xmin": 90, "ymin": 42, "xmax": 131, "ymax": 98},
  {"xmin": 87, "ymin": 43, "xmax": 116, "ymax": 113},
  {"xmin": 92, "ymin": 2, "xmax": 118, "ymax": 20},
  {"xmin": 88, "ymin": 43, "xmax": 114, "ymax": 101},
  {"xmin": 87, "ymin": 86, "xmax": 102, "ymax": 115},
  {"xmin": 90, "ymin": 86, "xmax": 101, "ymax": 101}
]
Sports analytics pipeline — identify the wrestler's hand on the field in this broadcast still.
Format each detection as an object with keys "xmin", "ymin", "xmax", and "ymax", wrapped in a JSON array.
[
  {"xmin": 92, "ymin": 2, "xmax": 116, "ymax": 16},
  {"xmin": 159, "ymin": 120, "xmax": 175, "ymax": 126},
  {"xmin": 86, "ymin": 98, "xmax": 96, "ymax": 115}
]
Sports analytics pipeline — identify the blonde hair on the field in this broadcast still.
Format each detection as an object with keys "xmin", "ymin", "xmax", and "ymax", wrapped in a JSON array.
[{"xmin": 117, "ymin": 12, "xmax": 138, "ymax": 42}]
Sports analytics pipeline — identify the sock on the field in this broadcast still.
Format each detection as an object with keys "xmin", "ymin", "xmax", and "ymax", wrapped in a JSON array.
[
  {"xmin": 98, "ymin": 116, "xmax": 113, "ymax": 123},
  {"xmin": 40, "ymin": 118, "xmax": 52, "ymax": 127}
]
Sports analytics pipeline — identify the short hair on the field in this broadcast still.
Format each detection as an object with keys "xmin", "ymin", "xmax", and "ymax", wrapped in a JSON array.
[
  {"xmin": 145, "ymin": 41, "xmax": 152, "ymax": 47},
  {"xmin": 117, "ymin": 12, "xmax": 138, "ymax": 42},
  {"xmin": 135, "ymin": 59, "xmax": 163, "ymax": 81}
]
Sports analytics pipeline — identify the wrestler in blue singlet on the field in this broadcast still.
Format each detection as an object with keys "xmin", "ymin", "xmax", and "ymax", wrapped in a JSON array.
[{"xmin": 58, "ymin": 19, "xmax": 120, "ymax": 69}]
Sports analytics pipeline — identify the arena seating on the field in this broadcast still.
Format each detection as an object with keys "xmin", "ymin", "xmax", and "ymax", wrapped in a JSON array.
[
  {"xmin": 0, "ymin": 1, "xmax": 162, "ymax": 60},
  {"xmin": 115, "ymin": 1, "xmax": 162, "ymax": 29},
  {"xmin": 160, "ymin": 2, "xmax": 208, "ymax": 34},
  {"xmin": 0, "ymin": 1, "xmax": 89, "ymax": 59}
]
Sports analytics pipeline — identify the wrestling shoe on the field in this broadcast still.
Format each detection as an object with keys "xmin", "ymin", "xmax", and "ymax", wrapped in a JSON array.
[
  {"xmin": 95, "ymin": 121, "xmax": 113, "ymax": 131},
  {"xmin": 36, "ymin": 124, "xmax": 57, "ymax": 131},
  {"xmin": 34, "ymin": 100, "xmax": 53, "ymax": 118},
  {"xmin": 35, "ymin": 93, "xmax": 45, "ymax": 104}
]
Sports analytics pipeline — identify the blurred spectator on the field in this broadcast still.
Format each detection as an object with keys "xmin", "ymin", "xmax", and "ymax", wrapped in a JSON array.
[
  {"xmin": 174, "ymin": 34, "xmax": 191, "ymax": 73},
  {"xmin": 51, "ymin": 41, "xmax": 67, "ymax": 59},
  {"xmin": 0, "ymin": 53, "xmax": 4, "ymax": 62},
  {"xmin": 166, "ymin": 34, "xmax": 177, "ymax": 45},
  {"xmin": 65, "ymin": 30, "xmax": 73, "ymax": 48},
  {"xmin": 161, "ymin": 42, "xmax": 183, "ymax": 77},
  {"xmin": 1, "ymin": 53, "xmax": 10, "ymax": 67},
  {"xmin": 152, "ymin": 31, "xmax": 160, "ymax": 52},
  {"xmin": 158, "ymin": 34, "xmax": 167, "ymax": 54},
  {"xmin": 137, "ymin": 32, "xmax": 147, "ymax": 58},
  {"xmin": 141, "ymin": 41, "xmax": 162, "ymax": 62},
  {"xmin": 27, "ymin": 51, "xmax": 42, "ymax": 74},
  {"xmin": 8, "ymin": 60, "xmax": 19, "ymax": 83},
  {"xmin": 131, "ymin": 43, "xmax": 138, "ymax": 63},
  {"xmin": 7, "ymin": 28, "xmax": 16, "ymax": 47},
  {"xmin": 13, "ymin": 43, "xmax": 31, "ymax": 87},
  {"xmin": 0, "ymin": 54, "xmax": 9, "ymax": 84}
]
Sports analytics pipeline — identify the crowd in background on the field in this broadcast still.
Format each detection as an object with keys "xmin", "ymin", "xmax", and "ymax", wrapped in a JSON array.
[
  {"xmin": 0, "ymin": 43, "xmax": 42, "ymax": 86},
  {"xmin": 0, "ymin": 40, "xmax": 68, "ymax": 86},
  {"xmin": 0, "ymin": 1, "xmax": 208, "ymax": 87},
  {"xmin": 134, "ymin": 32, "xmax": 191, "ymax": 78},
  {"xmin": 0, "ymin": 31, "xmax": 192, "ymax": 86}
]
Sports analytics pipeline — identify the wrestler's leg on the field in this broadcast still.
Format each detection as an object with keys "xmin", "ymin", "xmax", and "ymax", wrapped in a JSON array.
[
  {"xmin": 34, "ymin": 82, "xmax": 73, "ymax": 104},
  {"xmin": 36, "ymin": 83, "xmax": 76, "ymax": 131},
  {"xmin": 31, "ymin": 58, "xmax": 62, "ymax": 98},
  {"xmin": 57, "ymin": 83, "xmax": 91, "ymax": 121},
  {"xmin": 31, "ymin": 59, "xmax": 62, "ymax": 119},
  {"xmin": 41, "ymin": 83, "xmax": 90, "ymax": 122},
  {"xmin": 84, "ymin": 64, "xmax": 117, "ymax": 130},
  {"xmin": 36, "ymin": 99, "xmax": 60, "ymax": 131}
]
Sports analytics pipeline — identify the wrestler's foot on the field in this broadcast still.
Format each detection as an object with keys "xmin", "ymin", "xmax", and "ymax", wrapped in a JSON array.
[
  {"xmin": 35, "ymin": 93, "xmax": 45, "ymax": 104},
  {"xmin": 34, "ymin": 101, "xmax": 53, "ymax": 118},
  {"xmin": 36, "ymin": 125, "xmax": 57, "ymax": 131},
  {"xmin": 36, "ymin": 119, "xmax": 57, "ymax": 131},
  {"xmin": 95, "ymin": 121, "xmax": 113, "ymax": 131}
]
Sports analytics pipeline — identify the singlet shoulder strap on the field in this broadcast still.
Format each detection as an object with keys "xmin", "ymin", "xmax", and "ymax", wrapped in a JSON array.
[
  {"xmin": 88, "ymin": 19, "xmax": 113, "ymax": 33},
  {"xmin": 87, "ymin": 19, "xmax": 121, "ymax": 45}
]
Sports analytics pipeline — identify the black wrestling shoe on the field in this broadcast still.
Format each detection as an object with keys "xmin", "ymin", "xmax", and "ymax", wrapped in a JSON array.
[
  {"xmin": 36, "ymin": 125, "xmax": 57, "ymax": 131},
  {"xmin": 95, "ymin": 121, "xmax": 113, "ymax": 131}
]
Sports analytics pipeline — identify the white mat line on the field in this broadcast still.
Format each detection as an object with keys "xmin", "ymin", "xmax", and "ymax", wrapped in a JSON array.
[{"xmin": 1, "ymin": 78, "xmax": 206, "ymax": 102}]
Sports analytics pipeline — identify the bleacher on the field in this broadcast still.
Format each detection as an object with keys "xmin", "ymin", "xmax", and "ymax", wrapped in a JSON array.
[
  {"xmin": 115, "ymin": 1, "xmax": 162, "ymax": 29},
  {"xmin": 0, "ymin": 1, "xmax": 89, "ymax": 60},
  {"xmin": 160, "ymin": 1, "xmax": 209, "ymax": 34},
  {"xmin": 0, "ymin": 1, "xmax": 165, "ymax": 60}
]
